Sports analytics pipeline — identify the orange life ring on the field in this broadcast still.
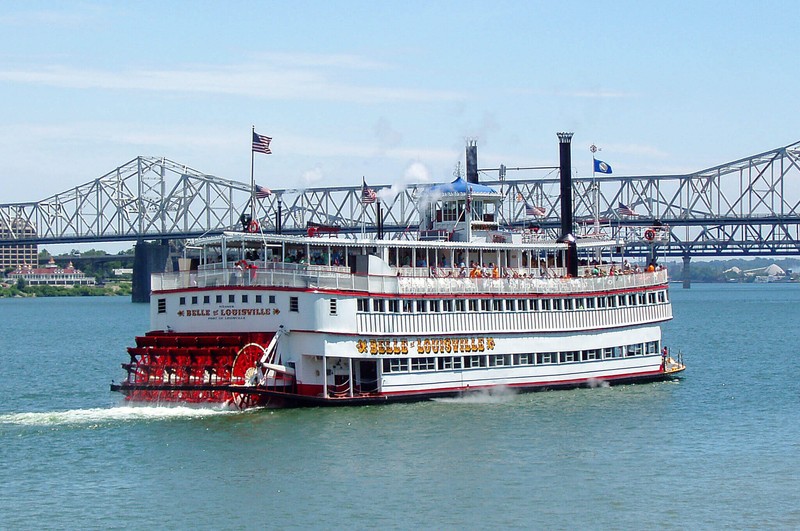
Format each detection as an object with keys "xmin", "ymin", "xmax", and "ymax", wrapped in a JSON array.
[
  {"xmin": 248, "ymin": 220, "xmax": 259, "ymax": 233},
  {"xmin": 644, "ymin": 229, "xmax": 655, "ymax": 241}
]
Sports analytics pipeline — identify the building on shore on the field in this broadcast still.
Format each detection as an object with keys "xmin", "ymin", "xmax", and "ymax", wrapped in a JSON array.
[
  {"xmin": 0, "ymin": 219, "xmax": 37, "ymax": 270},
  {"xmin": 8, "ymin": 258, "xmax": 96, "ymax": 286}
]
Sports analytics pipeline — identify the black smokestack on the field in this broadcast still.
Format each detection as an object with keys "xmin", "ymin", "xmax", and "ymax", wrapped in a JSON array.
[
  {"xmin": 558, "ymin": 132, "xmax": 574, "ymax": 236},
  {"xmin": 557, "ymin": 132, "xmax": 578, "ymax": 277},
  {"xmin": 466, "ymin": 140, "xmax": 478, "ymax": 184}
]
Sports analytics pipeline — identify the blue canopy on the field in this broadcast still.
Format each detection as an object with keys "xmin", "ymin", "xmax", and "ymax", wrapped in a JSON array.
[{"xmin": 428, "ymin": 176, "xmax": 498, "ymax": 196}]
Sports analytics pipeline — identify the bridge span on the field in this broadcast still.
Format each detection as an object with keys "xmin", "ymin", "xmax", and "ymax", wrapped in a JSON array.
[{"xmin": 1, "ymin": 139, "xmax": 799, "ymax": 297}]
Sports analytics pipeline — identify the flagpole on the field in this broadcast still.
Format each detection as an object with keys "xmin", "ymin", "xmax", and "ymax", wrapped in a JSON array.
[
  {"xmin": 590, "ymin": 144, "xmax": 600, "ymax": 239},
  {"xmin": 250, "ymin": 125, "xmax": 256, "ymax": 223}
]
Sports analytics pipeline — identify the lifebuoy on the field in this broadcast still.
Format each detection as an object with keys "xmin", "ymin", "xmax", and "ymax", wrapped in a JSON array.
[
  {"xmin": 644, "ymin": 229, "xmax": 655, "ymax": 241},
  {"xmin": 248, "ymin": 220, "xmax": 259, "ymax": 233}
]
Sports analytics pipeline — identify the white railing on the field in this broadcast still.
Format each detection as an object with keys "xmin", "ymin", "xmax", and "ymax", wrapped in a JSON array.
[
  {"xmin": 152, "ymin": 263, "xmax": 667, "ymax": 295},
  {"xmin": 397, "ymin": 270, "xmax": 668, "ymax": 295}
]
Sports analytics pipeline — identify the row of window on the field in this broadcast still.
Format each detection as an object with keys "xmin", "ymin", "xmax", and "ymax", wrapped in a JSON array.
[
  {"xmin": 359, "ymin": 291, "xmax": 667, "ymax": 315},
  {"xmin": 167, "ymin": 294, "xmax": 300, "ymax": 314},
  {"xmin": 382, "ymin": 341, "xmax": 661, "ymax": 373}
]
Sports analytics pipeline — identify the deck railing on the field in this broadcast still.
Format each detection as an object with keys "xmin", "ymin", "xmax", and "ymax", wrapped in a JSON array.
[{"xmin": 152, "ymin": 263, "xmax": 668, "ymax": 295}]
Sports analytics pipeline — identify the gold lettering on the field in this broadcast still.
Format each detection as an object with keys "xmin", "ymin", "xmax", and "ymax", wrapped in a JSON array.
[
  {"xmin": 369, "ymin": 339, "xmax": 377, "ymax": 355},
  {"xmin": 401, "ymin": 340, "xmax": 408, "ymax": 354}
]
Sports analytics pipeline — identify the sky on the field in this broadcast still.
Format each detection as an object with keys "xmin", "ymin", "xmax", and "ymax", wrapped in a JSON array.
[{"xmin": 1, "ymin": 0, "xmax": 798, "ymax": 211}]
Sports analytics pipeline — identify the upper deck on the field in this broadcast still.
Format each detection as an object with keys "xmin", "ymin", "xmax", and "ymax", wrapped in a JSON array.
[{"xmin": 152, "ymin": 263, "xmax": 669, "ymax": 297}]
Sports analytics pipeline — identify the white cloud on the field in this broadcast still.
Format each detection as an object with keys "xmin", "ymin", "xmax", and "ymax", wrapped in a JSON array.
[{"xmin": 0, "ymin": 62, "xmax": 465, "ymax": 103}]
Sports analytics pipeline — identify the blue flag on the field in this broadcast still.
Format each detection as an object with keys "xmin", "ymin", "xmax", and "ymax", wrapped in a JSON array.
[{"xmin": 594, "ymin": 158, "xmax": 612, "ymax": 174}]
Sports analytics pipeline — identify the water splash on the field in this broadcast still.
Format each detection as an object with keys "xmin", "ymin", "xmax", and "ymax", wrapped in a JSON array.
[
  {"xmin": 0, "ymin": 405, "xmax": 237, "ymax": 427},
  {"xmin": 433, "ymin": 386, "xmax": 518, "ymax": 404}
]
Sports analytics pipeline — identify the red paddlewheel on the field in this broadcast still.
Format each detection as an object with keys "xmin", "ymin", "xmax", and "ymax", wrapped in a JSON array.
[{"xmin": 230, "ymin": 343, "xmax": 269, "ymax": 410}]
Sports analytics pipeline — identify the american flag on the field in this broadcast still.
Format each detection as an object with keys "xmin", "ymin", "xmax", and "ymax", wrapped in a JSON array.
[
  {"xmin": 526, "ymin": 203, "xmax": 546, "ymax": 217},
  {"xmin": 252, "ymin": 132, "xmax": 272, "ymax": 154},
  {"xmin": 361, "ymin": 179, "xmax": 377, "ymax": 204},
  {"xmin": 255, "ymin": 184, "xmax": 272, "ymax": 199},
  {"xmin": 617, "ymin": 202, "xmax": 638, "ymax": 216}
]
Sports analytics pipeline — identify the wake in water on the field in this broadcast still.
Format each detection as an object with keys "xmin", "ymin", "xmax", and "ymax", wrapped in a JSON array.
[
  {"xmin": 0, "ymin": 404, "xmax": 240, "ymax": 427},
  {"xmin": 433, "ymin": 386, "xmax": 518, "ymax": 404}
]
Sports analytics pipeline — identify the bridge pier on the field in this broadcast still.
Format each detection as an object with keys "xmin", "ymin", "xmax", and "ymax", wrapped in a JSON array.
[
  {"xmin": 682, "ymin": 253, "xmax": 692, "ymax": 289},
  {"xmin": 132, "ymin": 240, "xmax": 170, "ymax": 303}
]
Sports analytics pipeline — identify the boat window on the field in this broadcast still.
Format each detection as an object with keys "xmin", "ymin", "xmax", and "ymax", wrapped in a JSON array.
[
  {"xmin": 553, "ymin": 299, "xmax": 562, "ymax": 311},
  {"xmin": 216, "ymin": 295, "xmax": 222, "ymax": 303},
  {"xmin": 255, "ymin": 295, "xmax": 262, "ymax": 304},
  {"xmin": 430, "ymin": 300, "xmax": 441, "ymax": 313},
  {"xmin": 515, "ymin": 353, "xmax": 534, "ymax": 365},
  {"xmin": 455, "ymin": 299, "xmax": 466, "ymax": 312},
  {"xmin": 646, "ymin": 341, "xmax": 659, "ymax": 354},
  {"xmin": 402, "ymin": 300, "xmax": 414, "ymax": 313},
  {"xmin": 442, "ymin": 299, "xmax": 453, "ymax": 312},
  {"xmin": 488, "ymin": 354, "xmax": 511, "ymax": 367},
  {"xmin": 468, "ymin": 300, "xmax": 478, "ymax": 312},
  {"xmin": 269, "ymin": 295, "xmax": 276, "ymax": 304},
  {"xmin": 229, "ymin": 294, "xmax": 235, "ymax": 304},
  {"xmin": 191, "ymin": 296, "xmax": 198, "ymax": 305},
  {"xmin": 358, "ymin": 299, "xmax": 369, "ymax": 312},
  {"xmin": 541, "ymin": 299, "xmax": 551, "ymax": 311},
  {"xmin": 559, "ymin": 351, "xmax": 577, "ymax": 363},
  {"xmin": 388, "ymin": 300, "xmax": 400, "ymax": 313},
  {"xmin": 329, "ymin": 299, "xmax": 338, "ymax": 315},
  {"xmin": 179, "ymin": 297, "xmax": 186, "ymax": 306},
  {"xmin": 648, "ymin": 292, "xmax": 656, "ymax": 304},
  {"xmin": 464, "ymin": 355, "xmax": 486, "ymax": 368},
  {"xmin": 241, "ymin": 295, "xmax": 248, "ymax": 303},
  {"xmin": 617, "ymin": 295, "xmax": 626, "ymax": 306},
  {"xmin": 411, "ymin": 357, "xmax": 436, "ymax": 371},
  {"xmin": 481, "ymin": 300, "xmax": 491, "ymax": 312},
  {"xmin": 289, "ymin": 296, "xmax": 299, "ymax": 312},
  {"xmin": 518, "ymin": 299, "xmax": 528, "ymax": 311},
  {"xmin": 582, "ymin": 349, "xmax": 600, "ymax": 361},
  {"xmin": 586, "ymin": 297, "xmax": 596, "ymax": 309},
  {"xmin": 203, "ymin": 295, "xmax": 210, "ymax": 304},
  {"xmin": 602, "ymin": 347, "xmax": 616, "ymax": 359},
  {"xmin": 372, "ymin": 299, "xmax": 385, "ymax": 313},
  {"xmin": 574, "ymin": 298, "xmax": 584, "ymax": 310},
  {"xmin": 157, "ymin": 298, "xmax": 166, "ymax": 314},
  {"xmin": 564, "ymin": 299, "xmax": 574, "ymax": 311},
  {"xmin": 416, "ymin": 300, "xmax": 427, "ymax": 312},
  {"xmin": 438, "ymin": 356, "xmax": 463, "ymax": 370},
  {"xmin": 537, "ymin": 352, "xmax": 556, "ymax": 364},
  {"xmin": 658, "ymin": 291, "xmax": 666, "ymax": 303},
  {"xmin": 506, "ymin": 299, "xmax": 516, "ymax": 311},
  {"xmin": 530, "ymin": 299, "xmax": 539, "ymax": 311},
  {"xmin": 382, "ymin": 358, "xmax": 409, "ymax": 373},
  {"xmin": 606, "ymin": 296, "xmax": 616, "ymax": 308},
  {"xmin": 491, "ymin": 299, "xmax": 502, "ymax": 312}
]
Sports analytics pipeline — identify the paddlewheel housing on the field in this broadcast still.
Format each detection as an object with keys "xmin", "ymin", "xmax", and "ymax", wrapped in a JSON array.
[{"xmin": 116, "ymin": 330, "xmax": 295, "ymax": 408}]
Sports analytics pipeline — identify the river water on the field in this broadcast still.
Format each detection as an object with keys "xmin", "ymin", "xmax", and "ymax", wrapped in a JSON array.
[{"xmin": 1, "ymin": 284, "xmax": 798, "ymax": 529}]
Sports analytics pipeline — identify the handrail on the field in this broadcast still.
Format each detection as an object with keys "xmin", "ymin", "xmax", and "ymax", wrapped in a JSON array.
[{"xmin": 152, "ymin": 266, "xmax": 668, "ymax": 295}]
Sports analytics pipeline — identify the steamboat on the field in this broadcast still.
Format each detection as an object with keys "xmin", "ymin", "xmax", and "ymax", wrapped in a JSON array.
[{"xmin": 112, "ymin": 133, "xmax": 685, "ymax": 408}]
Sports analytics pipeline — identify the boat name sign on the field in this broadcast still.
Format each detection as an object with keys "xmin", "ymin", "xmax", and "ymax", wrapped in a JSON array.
[{"xmin": 357, "ymin": 337, "xmax": 496, "ymax": 356}]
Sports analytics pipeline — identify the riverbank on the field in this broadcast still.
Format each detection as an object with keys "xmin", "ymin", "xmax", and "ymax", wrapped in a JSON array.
[{"xmin": 0, "ymin": 282, "xmax": 131, "ymax": 298}]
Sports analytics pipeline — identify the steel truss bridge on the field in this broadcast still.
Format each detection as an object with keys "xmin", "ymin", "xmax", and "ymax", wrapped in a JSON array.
[{"xmin": 2, "ymin": 140, "xmax": 800, "ymax": 260}]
